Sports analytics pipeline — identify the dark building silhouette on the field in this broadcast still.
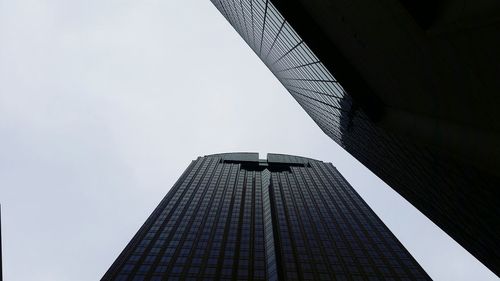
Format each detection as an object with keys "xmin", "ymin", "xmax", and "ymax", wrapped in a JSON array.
[
  {"xmin": 210, "ymin": 0, "xmax": 500, "ymax": 275},
  {"xmin": 103, "ymin": 153, "xmax": 430, "ymax": 280}
]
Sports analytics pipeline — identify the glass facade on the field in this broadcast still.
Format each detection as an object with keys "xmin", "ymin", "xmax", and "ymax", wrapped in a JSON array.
[
  {"xmin": 103, "ymin": 153, "xmax": 430, "ymax": 280},
  {"xmin": 211, "ymin": 0, "xmax": 352, "ymax": 144},
  {"xmin": 210, "ymin": 0, "xmax": 500, "ymax": 275}
]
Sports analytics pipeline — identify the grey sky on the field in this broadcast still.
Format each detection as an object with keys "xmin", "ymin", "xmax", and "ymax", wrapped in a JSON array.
[{"xmin": 0, "ymin": 0, "xmax": 497, "ymax": 280}]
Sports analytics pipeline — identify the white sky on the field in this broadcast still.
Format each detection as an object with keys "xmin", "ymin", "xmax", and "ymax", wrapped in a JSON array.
[{"xmin": 0, "ymin": 0, "xmax": 497, "ymax": 280}]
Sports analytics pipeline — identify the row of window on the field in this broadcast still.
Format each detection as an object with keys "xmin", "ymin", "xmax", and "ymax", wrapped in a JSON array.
[{"xmin": 106, "ymin": 155, "xmax": 427, "ymax": 280}]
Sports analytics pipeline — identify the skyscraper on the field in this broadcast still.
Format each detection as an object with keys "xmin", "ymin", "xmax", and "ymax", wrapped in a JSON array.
[
  {"xmin": 210, "ymin": 0, "xmax": 500, "ymax": 275},
  {"xmin": 103, "ymin": 153, "xmax": 430, "ymax": 280}
]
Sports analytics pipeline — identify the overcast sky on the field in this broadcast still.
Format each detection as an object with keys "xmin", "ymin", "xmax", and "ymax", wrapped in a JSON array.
[{"xmin": 0, "ymin": 1, "xmax": 497, "ymax": 280}]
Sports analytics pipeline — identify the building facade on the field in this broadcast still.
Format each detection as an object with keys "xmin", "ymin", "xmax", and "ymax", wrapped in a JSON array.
[
  {"xmin": 103, "ymin": 153, "xmax": 430, "ymax": 280},
  {"xmin": 210, "ymin": 0, "xmax": 500, "ymax": 275}
]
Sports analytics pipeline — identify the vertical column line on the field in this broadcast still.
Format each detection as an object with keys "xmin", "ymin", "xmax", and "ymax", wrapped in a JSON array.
[{"xmin": 261, "ymin": 169, "xmax": 281, "ymax": 281}]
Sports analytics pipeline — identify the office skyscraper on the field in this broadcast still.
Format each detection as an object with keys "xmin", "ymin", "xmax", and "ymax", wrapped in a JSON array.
[
  {"xmin": 103, "ymin": 153, "xmax": 430, "ymax": 280},
  {"xmin": 210, "ymin": 0, "xmax": 500, "ymax": 275}
]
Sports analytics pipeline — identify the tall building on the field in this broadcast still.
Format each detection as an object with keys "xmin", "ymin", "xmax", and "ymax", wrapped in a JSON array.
[
  {"xmin": 103, "ymin": 153, "xmax": 430, "ymax": 280},
  {"xmin": 210, "ymin": 0, "xmax": 500, "ymax": 275}
]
